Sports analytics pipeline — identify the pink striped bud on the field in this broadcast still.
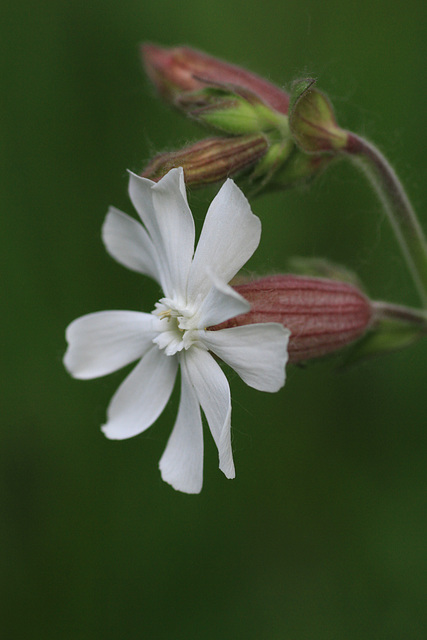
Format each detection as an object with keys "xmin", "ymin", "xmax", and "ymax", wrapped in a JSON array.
[
  {"xmin": 141, "ymin": 44, "xmax": 290, "ymax": 115},
  {"xmin": 141, "ymin": 46, "xmax": 339, "ymax": 191},
  {"xmin": 141, "ymin": 135, "xmax": 268, "ymax": 186},
  {"xmin": 211, "ymin": 275, "xmax": 373, "ymax": 363}
]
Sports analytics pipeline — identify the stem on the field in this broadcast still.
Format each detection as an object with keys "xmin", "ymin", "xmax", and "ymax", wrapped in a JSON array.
[
  {"xmin": 372, "ymin": 300, "xmax": 427, "ymax": 330},
  {"xmin": 344, "ymin": 132, "xmax": 427, "ymax": 307}
]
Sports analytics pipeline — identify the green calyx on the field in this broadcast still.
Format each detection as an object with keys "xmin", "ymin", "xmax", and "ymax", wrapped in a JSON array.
[
  {"xmin": 289, "ymin": 79, "xmax": 348, "ymax": 153},
  {"xmin": 176, "ymin": 86, "xmax": 289, "ymax": 136}
]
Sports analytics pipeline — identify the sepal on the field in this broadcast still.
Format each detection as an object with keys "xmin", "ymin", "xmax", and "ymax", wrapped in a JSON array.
[
  {"xmin": 176, "ymin": 85, "xmax": 289, "ymax": 136},
  {"xmin": 289, "ymin": 79, "xmax": 348, "ymax": 153}
]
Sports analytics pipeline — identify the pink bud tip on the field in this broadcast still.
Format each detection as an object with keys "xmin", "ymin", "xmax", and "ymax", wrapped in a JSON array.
[{"xmin": 141, "ymin": 43, "xmax": 290, "ymax": 115}]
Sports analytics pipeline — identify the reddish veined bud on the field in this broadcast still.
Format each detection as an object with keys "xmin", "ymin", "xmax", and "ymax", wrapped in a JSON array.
[
  {"xmin": 211, "ymin": 274, "xmax": 373, "ymax": 363},
  {"xmin": 141, "ymin": 46, "xmax": 339, "ymax": 192},
  {"xmin": 141, "ymin": 135, "xmax": 268, "ymax": 187},
  {"xmin": 142, "ymin": 44, "xmax": 290, "ymax": 115}
]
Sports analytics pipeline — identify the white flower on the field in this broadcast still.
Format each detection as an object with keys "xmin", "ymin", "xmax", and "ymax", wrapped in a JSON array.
[{"xmin": 64, "ymin": 168, "xmax": 290, "ymax": 493}]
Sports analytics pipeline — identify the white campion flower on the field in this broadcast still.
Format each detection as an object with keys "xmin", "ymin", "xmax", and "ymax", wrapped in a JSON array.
[{"xmin": 64, "ymin": 168, "xmax": 290, "ymax": 493}]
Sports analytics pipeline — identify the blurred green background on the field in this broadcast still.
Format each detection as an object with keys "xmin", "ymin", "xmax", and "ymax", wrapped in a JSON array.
[{"xmin": 1, "ymin": 0, "xmax": 427, "ymax": 638}]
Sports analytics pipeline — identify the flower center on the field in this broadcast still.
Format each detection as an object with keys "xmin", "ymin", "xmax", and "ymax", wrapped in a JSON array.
[{"xmin": 151, "ymin": 298, "xmax": 201, "ymax": 356}]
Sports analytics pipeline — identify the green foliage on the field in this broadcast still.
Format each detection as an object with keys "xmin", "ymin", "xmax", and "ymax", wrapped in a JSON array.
[{"xmin": 2, "ymin": 0, "xmax": 427, "ymax": 638}]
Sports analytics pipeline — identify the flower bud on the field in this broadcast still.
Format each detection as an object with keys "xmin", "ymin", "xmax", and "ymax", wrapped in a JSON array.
[
  {"xmin": 142, "ymin": 44, "xmax": 290, "ymax": 115},
  {"xmin": 289, "ymin": 79, "xmax": 348, "ymax": 153},
  {"xmin": 141, "ymin": 135, "xmax": 268, "ymax": 187},
  {"xmin": 211, "ymin": 274, "xmax": 373, "ymax": 363},
  {"xmin": 141, "ymin": 46, "xmax": 339, "ymax": 192}
]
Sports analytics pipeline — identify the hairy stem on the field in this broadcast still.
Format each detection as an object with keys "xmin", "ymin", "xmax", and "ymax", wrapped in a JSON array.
[
  {"xmin": 344, "ymin": 132, "xmax": 427, "ymax": 307},
  {"xmin": 372, "ymin": 300, "xmax": 427, "ymax": 330}
]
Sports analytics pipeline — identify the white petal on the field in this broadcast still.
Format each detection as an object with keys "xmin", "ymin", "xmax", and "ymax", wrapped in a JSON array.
[
  {"xmin": 127, "ymin": 171, "xmax": 173, "ymax": 295},
  {"xmin": 102, "ymin": 346, "xmax": 178, "ymax": 440},
  {"xmin": 127, "ymin": 172, "xmax": 160, "ymax": 243},
  {"xmin": 128, "ymin": 169, "xmax": 195, "ymax": 298},
  {"xmin": 151, "ymin": 168, "xmax": 195, "ymax": 297},
  {"xmin": 197, "ymin": 270, "xmax": 250, "ymax": 328},
  {"xmin": 187, "ymin": 179, "xmax": 261, "ymax": 301},
  {"xmin": 159, "ymin": 358, "xmax": 204, "ymax": 494},
  {"xmin": 64, "ymin": 311, "xmax": 156, "ymax": 379},
  {"xmin": 202, "ymin": 323, "xmax": 290, "ymax": 392},
  {"xmin": 184, "ymin": 348, "xmax": 235, "ymax": 479},
  {"xmin": 102, "ymin": 207, "xmax": 162, "ymax": 284}
]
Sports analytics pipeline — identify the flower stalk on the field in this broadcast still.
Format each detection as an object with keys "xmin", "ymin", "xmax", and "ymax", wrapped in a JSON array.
[
  {"xmin": 343, "ymin": 132, "xmax": 427, "ymax": 307},
  {"xmin": 372, "ymin": 300, "xmax": 427, "ymax": 328},
  {"xmin": 288, "ymin": 79, "xmax": 427, "ymax": 307}
]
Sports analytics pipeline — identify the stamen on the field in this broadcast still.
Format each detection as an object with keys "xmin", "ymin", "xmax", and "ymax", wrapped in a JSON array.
[{"xmin": 159, "ymin": 309, "xmax": 172, "ymax": 320}]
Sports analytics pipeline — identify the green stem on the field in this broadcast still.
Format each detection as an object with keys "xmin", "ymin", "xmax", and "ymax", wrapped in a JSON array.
[
  {"xmin": 372, "ymin": 300, "xmax": 427, "ymax": 330},
  {"xmin": 344, "ymin": 132, "xmax": 427, "ymax": 307}
]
